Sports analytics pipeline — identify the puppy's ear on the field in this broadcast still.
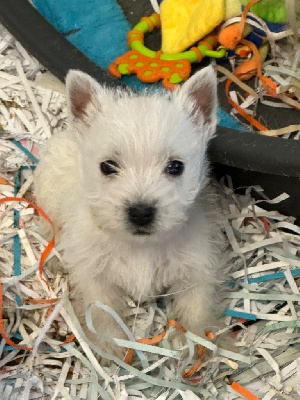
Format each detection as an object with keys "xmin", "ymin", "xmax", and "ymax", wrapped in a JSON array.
[
  {"xmin": 174, "ymin": 65, "xmax": 218, "ymax": 134},
  {"xmin": 66, "ymin": 70, "xmax": 103, "ymax": 128}
]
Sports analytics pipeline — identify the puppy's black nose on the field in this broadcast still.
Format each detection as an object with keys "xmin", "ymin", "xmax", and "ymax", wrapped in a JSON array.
[{"xmin": 128, "ymin": 203, "xmax": 155, "ymax": 227}]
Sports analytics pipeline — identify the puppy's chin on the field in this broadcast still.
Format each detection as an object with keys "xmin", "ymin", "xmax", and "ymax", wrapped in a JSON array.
[
  {"xmin": 125, "ymin": 222, "xmax": 184, "ymax": 245},
  {"xmin": 100, "ymin": 223, "xmax": 186, "ymax": 246}
]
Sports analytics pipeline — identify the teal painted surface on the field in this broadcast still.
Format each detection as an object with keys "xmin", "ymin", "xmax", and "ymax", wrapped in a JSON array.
[
  {"xmin": 33, "ymin": 0, "xmax": 130, "ymax": 70},
  {"xmin": 33, "ymin": 0, "xmax": 244, "ymax": 130}
]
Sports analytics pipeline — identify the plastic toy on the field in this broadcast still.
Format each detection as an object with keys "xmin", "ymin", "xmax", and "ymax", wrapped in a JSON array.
[
  {"xmin": 108, "ymin": 13, "xmax": 226, "ymax": 90},
  {"xmin": 218, "ymin": 0, "xmax": 262, "ymax": 51},
  {"xmin": 241, "ymin": 0, "xmax": 287, "ymax": 24},
  {"xmin": 218, "ymin": 0, "xmax": 287, "ymax": 53},
  {"xmin": 218, "ymin": 0, "xmax": 281, "ymax": 131},
  {"xmin": 218, "ymin": 0, "xmax": 277, "ymax": 81}
]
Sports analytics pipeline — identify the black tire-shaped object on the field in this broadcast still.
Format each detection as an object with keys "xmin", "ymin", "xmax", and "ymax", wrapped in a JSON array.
[{"xmin": 0, "ymin": 0, "xmax": 299, "ymax": 221}]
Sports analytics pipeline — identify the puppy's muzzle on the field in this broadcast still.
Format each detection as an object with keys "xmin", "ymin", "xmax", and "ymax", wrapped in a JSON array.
[{"xmin": 128, "ymin": 203, "xmax": 156, "ymax": 228}]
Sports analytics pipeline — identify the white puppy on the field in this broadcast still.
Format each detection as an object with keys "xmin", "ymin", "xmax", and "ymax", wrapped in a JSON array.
[{"xmin": 35, "ymin": 66, "xmax": 226, "ymax": 358}]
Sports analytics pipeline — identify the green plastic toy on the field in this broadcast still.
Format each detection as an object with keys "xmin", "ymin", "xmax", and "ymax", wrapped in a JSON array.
[{"xmin": 241, "ymin": 0, "xmax": 287, "ymax": 24}]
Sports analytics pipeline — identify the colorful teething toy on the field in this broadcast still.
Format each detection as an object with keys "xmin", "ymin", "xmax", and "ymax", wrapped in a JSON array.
[{"xmin": 108, "ymin": 13, "xmax": 226, "ymax": 90}]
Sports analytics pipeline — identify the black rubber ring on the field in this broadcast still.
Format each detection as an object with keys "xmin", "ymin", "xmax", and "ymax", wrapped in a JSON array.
[{"xmin": 1, "ymin": 0, "xmax": 300, "ymax": 179}]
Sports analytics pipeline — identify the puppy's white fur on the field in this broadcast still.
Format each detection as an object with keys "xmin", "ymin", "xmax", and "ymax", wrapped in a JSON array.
[{"xmin": 35, "ymin": 66, "xmax": 226, "ymax": 358}]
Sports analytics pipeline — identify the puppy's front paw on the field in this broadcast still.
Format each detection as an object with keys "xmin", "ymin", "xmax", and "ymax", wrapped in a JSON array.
[
  {"xmin": 84, "ymin": 322, "xmax": 129, "ymax": 365},
  {"xmin": 95, "ymin": 339, "xmax": 128, "ymax": 366}
]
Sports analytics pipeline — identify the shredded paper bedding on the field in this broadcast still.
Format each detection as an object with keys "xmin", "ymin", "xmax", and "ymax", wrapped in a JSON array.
[{"xmin": 1, "ymin": 24, "xmax": 300, "ymax": 400}]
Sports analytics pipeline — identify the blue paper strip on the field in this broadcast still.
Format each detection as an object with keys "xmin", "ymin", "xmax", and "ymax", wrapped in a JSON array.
[
  {"xmin": 248, "ymin": 268, "xmax": 300, "ymax": 284},
  {"xmin": 12, "ymin": 139, "xmax": 39, "ymax": 164},
  {"xmin": 12, "ymin": 166, "xmax": 37, "ymax": 306},
  {"xmin": 225, "ymin": 309, "xmax": 257, "ymax": 320},
  {"xmin": 13, "ymin": 170, "xmax": 22, "ymax": 306}
]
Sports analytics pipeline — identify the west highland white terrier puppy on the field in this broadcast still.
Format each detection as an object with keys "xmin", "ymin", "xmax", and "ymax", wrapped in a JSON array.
[{"xmin": 35, "ymin": 66, "xmax": 226, "ymax": 359}]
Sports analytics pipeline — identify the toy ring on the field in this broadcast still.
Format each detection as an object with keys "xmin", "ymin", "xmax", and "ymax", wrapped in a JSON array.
[{"xmin": 109, "ymin": 13, "xmax": 226, "ymax": 90}]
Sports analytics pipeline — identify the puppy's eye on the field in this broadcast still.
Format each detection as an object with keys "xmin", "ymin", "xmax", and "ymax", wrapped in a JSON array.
[
  {"xmin": 100, "ymin": 160, "xmax": 119, "ymax": 175},
  {"xmin": 165, "ymin": 160, "xmax": 184, "ymax": 176}
]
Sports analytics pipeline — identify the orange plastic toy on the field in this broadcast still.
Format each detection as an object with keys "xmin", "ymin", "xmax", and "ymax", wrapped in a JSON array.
[
  {"xmin": 109, "ymin": 13, "xmax": 226, "ymax": 90},
  {"xmin": 218, "ymin": 0, "xmax": 280, "ymax": 131}
]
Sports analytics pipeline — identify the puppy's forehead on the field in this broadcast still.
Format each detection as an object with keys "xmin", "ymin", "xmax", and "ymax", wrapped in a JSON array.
[{"xmin": 97, "ymin": 95, "xmax": 199, "ymax": 157}]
